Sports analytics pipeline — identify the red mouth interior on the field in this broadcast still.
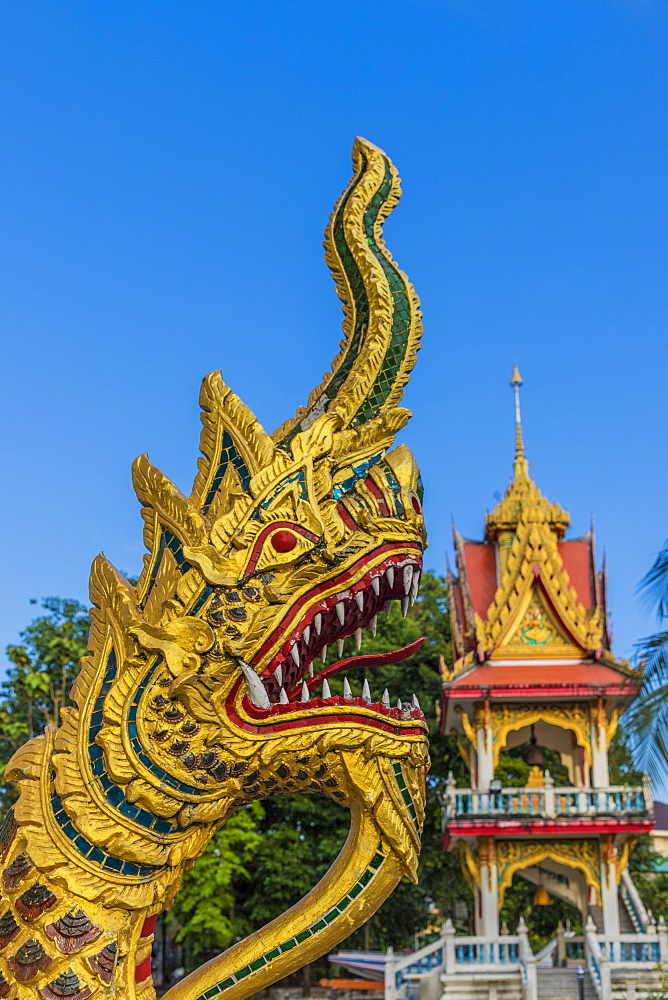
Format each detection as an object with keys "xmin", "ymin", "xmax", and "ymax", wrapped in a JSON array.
[{"xmin": 240, "ymin": 552, "xmax": 427, "ymax": 725}]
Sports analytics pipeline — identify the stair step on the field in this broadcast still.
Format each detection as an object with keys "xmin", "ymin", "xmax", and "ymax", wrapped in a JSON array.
[
  {"xmin": 589, "ymin": 891, "xmax": 640, "ymax": 933},
  {"xmin": 537, "ymin": 969, "xmax": 596, "ymax": 1000}
]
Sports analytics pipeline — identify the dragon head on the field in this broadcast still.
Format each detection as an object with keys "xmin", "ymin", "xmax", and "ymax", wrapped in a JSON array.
[{"xmin": 49, "ymin": 137, "xmax": 428, "ymax": 999}]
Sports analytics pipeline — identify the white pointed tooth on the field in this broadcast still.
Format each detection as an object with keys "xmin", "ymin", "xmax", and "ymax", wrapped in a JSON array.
[
  {"xmin": 279, "ymin": 688, "xmax": 289, "ymax": 705},
  {"xmin": 355, "ymin": 591, "xmax": 364, "ymax": 612},
  {"xmin": 369, "ymin": 614, "xmax": 377, "ymax": 637},
  {"xmin": 411, "ymin": 569, "xmax": 421, "ymax": 603},
  {"xmin": 309, "ymin": 660, "xmax": 315, "ymax": 677},
  {"xmin": 401, "ymin": 597, "xmax": 409, "ymax": 617},
  {"xmin": 384, "ymin": 600, "xmax": 392, "ymax": 616},
  {"xmin": 372, "ymin": 576, "xmax": 380, "ymax": 596},
  {"xmin": 291, "ymin": 645, "xmax": 300, "ymax": 667},
  {"xmin": 362, "ymin": 679, "xmax": 371, "ymax": 703},
  {"xmin": 396, "ymin": 698, "xmax": 402, "ymax": 710},
  {"xmin": 412, "ymin": 693, "xmax": 421, "ymax": 710},
  {"xmin": 403, "ymin": 565, "xmax": 413, "ymax": 595},
  {"xmin": 301, "ymin": 682, "xmax": 310, "ymax": 702},
  {"xmin": 336, "ymin": 602, "xmax": 345, "ymax": 625},
  {"xmin": 337, "ymin": 638, "xmax": 345, "ymax": 657},
  {"xmin": 382, "ymin": 688, "xmax": 390, "ymax": 709},
  {"xmin": 343, "ymin": 678, "xmax": 352, "ymax": 699},
  {"xmin": 303, "ymin": 625, "xmax": 311, "ymax": 645},
  {"xmin": 355, "ymin": 628, "xmax": 362, "ymax": 650},
  {"xmin": 314, "ymin": 613, "xmax": 322, "ymax": 635},
  {"xmin": 321, "ymin": 645, "xmax": 328, "ymax": 663},
  {"xmin": 322, "ymin": 678, "xmax": 332, "ymax": 699},
  {"xmin": 386, "ymin": 566, "xmax": 395, "ymax": 589},
  {"xmin": 273, "ymin": 664, "xmax": 283, "ymax": 686},
  {"xmin": 238, "ymin": 659, "xmax": 271, "ymax": 710}
]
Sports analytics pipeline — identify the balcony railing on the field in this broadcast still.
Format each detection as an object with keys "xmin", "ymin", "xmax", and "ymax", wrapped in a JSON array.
[{"xmin": 445, "ymin": 781, "xmax": 652, "ymax": 822}]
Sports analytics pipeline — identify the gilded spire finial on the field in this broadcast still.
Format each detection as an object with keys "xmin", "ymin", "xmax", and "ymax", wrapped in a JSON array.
[{"xmin": 510, "ymin": 365, "xmax": 528, "ymax": 479}]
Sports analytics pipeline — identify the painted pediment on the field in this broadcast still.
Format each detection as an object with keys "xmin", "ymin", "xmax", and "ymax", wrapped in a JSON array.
[{"xmin": 474, "ymin": 512, "xmax": 603, "ymax": 658}]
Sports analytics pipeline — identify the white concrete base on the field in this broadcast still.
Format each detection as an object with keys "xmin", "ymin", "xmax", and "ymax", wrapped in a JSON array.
[
  {"xmin": 439, "ymin": 971, "xmax": 523, "ymax": 1000},
  {"xmin": 610, "ymin": 968, "xmax": 667, "ymax": 1000}
]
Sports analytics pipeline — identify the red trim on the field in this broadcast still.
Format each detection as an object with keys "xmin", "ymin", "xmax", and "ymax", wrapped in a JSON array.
[
  {"xmin": 134, "ymin": 915, "xmax": 159, "ymax": 984},
  {"xmin": 223, "ymin": 541, "xmax": 424, "ymax": 737},
  {"xmin": 244, "ymin": 521, "xmax": 319, "ymax": 576},
  {"xmin": 444, "ymin": 683, "xmax": 638, "ymax": 699},
  {"xmin": 140, "ymin": 915, "xmax": 158, "ymax": 938},
  {"xmin": 301, "ymin": 638, "xmax": 425, "ymax": 694},
  {"xmin": 364, "ymin": 476, "xmax": 390, "ymax": 516},
  {"xmin": 337, "ymin": 503, "xmax": 357, "ymax": 531},
  {"xmin": 227, "ymin": 684, "xmax": 425, "ymax": 736},
  {"xmin": 135, "ymin": 957, "xmax": 152, "ymax": 984},
  {"xmin": 443, "ymin": 818, "xmax": 654, "ymax": 846},
  {"xmin": 253, "ymin": 542, "xmax": 421, "ymax": 670}
]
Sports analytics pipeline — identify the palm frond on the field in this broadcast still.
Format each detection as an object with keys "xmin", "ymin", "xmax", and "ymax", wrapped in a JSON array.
[
  {"xmin": 626, "ymin": 542, "xmax": 668, "ymax": 787},
  {"xmin": 626, "ymin": 680, "xmax": 668, "ymax": 784},
  {"xmin": 635, "ymin": 632, "xmax": 668, "ymax": 685},
  {"xmin": 638, "ymin": 541, "xmax": 668, "ymax": 618}
]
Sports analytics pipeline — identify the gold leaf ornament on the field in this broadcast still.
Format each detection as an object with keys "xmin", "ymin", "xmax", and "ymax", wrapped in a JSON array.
[{"xmin": 6, "ymin": 138, "xmax": 427, "ymax": 1000}]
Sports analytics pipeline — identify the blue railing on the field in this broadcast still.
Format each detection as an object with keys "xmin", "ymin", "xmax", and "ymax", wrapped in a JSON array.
[
  {"xmin": 454, "ymin": 790, "xmax": 544, "ymax": 816},
  {"xmin": 450, "ymin": 785, "xmax": 649, "ymax": 821},
  {"xmin": 603, "ymin": 939, "xmax": 660, "ymax": 963},
  {"xmin": 454, "ymin": 941, "xmax": 518, "ymax": 965},
  {"xmin": 588, "ymin": 948, "xmax": 602, "ymax": 989},
  {"xmin": 566, "ymin": 940, "xmax": 585, "ymax": 960},
  {"xmin": 620, "ymin": 884, "xmax": 645, "ymax": 932},
  {"xmin": 400, "ymin": 948, "xmax": 443, "ymax": 978}
]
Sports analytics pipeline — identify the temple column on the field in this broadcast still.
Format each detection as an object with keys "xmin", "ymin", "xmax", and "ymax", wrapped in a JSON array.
[
  {"xmin": 479, "ymin": 838, "xmax": 500, "ymax": 939},
  {"xmin": 475, "ymin": 701, "xmax": 494, "ymax": 790},
  {"xmin": 599, "ymin": 837, "xmax": 620, "ymax": 938},
  {"xmin": 590, "ymin": 699, "xmax": 610, "ymax": 788}
]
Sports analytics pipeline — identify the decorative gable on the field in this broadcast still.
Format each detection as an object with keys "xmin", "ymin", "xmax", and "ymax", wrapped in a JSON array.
[
  {"xmin": 474, "ymin": 511, "xmax": 603, "ymax": 658},
  {"xmin": 494, "ymin": 587, "xmax": 584, "ymax": 659}
]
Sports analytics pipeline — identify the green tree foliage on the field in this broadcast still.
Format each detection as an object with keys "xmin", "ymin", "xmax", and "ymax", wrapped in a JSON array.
[
  {"xmin": 495, "ymin": 745, "xmax": 570, "ymax": 788},
  {"xmin": 5, "ymin": 577, "xmax": 664, "ymax": 974},
  {"xmin": 1, "ymin": 597, "xmax": 90, "ymax": 813},
  {"xmin": 1, "ymin": 574, "xmax": 469, "ymax": 972},
  {"xmin": 233, "ymin": 570, "xmax": 472, "ymax": 972},
  {"xmin": 167, "ymin": 804, "xmax": 263, "ymax": 961},
  {"xmin": 608, "ymin": 726, "xmax": 645, "ymax": 786},
  {"xmin": 500, "ymin": 878, "xmax": 582, "ymax": 951},
  {"xmin": 608, "ymin": 727, "xmax": 668, "ymax": 922}
]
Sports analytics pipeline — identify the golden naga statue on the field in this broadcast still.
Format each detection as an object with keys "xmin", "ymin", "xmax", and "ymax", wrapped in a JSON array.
[{"xmin": 2, "ymin": 138, "xmax": 428, "ymax": 1000}]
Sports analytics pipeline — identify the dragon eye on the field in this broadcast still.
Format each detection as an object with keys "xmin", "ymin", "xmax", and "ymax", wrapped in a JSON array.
[
  {"xmin": 270, "ymin": 530, "xmax": 298, "ymax": 553},
  {"xmin": 410, "ymin": 493, "xmax": 422, "ymax": 515}
]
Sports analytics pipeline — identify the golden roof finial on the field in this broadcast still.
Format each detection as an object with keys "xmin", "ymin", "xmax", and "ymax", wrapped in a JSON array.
[
  {"xmin": 510, "ymin": 365, "xmax": 529, "ymax": 479},
  {"xmin": 486, "ymin": 367, "xmax": 569, "ymax": 539}
]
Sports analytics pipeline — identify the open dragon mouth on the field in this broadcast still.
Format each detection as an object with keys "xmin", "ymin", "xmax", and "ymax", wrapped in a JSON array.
[{"xmin": 234, "ymin": 548, "xmax": 427, "ymax": 731}]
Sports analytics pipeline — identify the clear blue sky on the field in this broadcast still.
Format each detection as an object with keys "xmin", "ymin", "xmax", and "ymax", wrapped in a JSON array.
[{"xmin": 1, "ymin": 1, "xmax": 667, "ymax": 667}]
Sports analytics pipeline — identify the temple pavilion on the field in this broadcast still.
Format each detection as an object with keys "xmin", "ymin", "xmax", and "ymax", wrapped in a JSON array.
[{"xmin": 382, "ymin": 371, "xmax": 663, "ymax": 1000}]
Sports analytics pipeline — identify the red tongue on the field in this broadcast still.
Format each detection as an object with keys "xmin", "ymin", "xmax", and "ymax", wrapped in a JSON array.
[{"xmin": 303, "ymin": 637, "xmax": 425, "ymax": 694}]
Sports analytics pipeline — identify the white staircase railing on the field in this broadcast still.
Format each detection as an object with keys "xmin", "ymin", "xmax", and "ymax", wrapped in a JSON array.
[
  {"xmin": 585, "ymin": 916, "xmax": 609, "ymax": 1000},
  {"xmin": 517, "ymin": 916, "xmax": 538, "ymax": 1000},
  {"xmin": 384, "ymin": 914, "xmax": 668, "ymax": 1000},
  {"xmin": 619, "ymin": 869, "xmax": 650, "ymax": 932},
  {"xmin": 385, "ymin": 935, "xmax": 444, "ymax": 1000}
]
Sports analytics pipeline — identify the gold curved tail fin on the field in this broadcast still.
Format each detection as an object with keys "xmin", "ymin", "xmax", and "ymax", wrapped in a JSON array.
[{"xmin": 273, "ymin": 137, "xmax": 422, "ymax": 448}]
